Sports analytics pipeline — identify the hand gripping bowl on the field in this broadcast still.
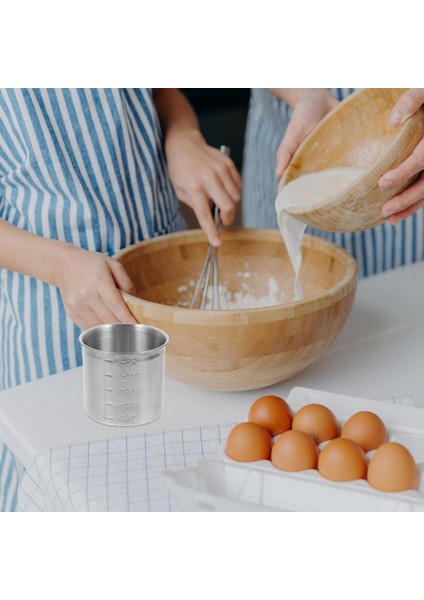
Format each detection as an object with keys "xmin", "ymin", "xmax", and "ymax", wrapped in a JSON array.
[
  {"xmin": 278, "ymin": 88, "xmax": 424, "ymax": 232},
  {"xmin": 114, "ymin": 228, "xmax": 357, "ymax": 392}
]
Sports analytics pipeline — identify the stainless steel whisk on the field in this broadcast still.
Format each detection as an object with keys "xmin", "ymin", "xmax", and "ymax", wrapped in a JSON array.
[{"xmin": 189, "ymin": 145, "xmax": 230, "ymax": 310}]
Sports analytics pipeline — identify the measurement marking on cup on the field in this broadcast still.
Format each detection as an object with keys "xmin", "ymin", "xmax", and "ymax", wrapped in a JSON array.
[
  {"xmin": 119, "ymin": 414, "xmax": 135, "ymax": 422},
  {"xmin": 104, "ymin": 363, "xmax": 116, "ymax": 420},
  {"xmin": 119, "ymin": 372, "xmax": 139, "ymax": 380},
  {"xmin": 119, "ymin": 401, "xmax": 138, "ymax": 409}
]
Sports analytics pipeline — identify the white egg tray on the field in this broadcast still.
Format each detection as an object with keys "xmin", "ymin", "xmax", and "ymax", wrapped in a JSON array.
[{"xmin": 161, "ymin": 387, "xmax": 424, "ymax": 511}]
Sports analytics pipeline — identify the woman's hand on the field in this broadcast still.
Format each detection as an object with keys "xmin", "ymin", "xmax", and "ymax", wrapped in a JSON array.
[
  {"xmin": 53, "ymin": 246, "xmax": 137, "ymax": 330},
  {"xmin": 379, "ymin": 89, "xmax": 424, "ymax": 224},
  {"xmin": 0, "ymin": 220, "xmax": 137, "ymax": 330},
  {"xmin": 274, "ymin": 89, "xmax": 339, "ymax": 178},
  {"xmin": 165, "ymin": 129, "xmax": 242, "ymax": 247}
]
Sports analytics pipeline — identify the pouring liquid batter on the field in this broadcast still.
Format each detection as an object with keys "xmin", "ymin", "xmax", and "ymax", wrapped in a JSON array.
[{"xmin": 276, "ymin": 167, "xmax": 366, "ymax": 300}]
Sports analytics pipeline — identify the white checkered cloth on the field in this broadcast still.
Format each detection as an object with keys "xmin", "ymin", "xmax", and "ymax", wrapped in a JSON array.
[
  {"xmin": 17, "ymin": 396, "xmax": 416, "ymax": 512},
  {"xmin": 17, "ymin": 424, "xmax": 235, "ymax": 512}
]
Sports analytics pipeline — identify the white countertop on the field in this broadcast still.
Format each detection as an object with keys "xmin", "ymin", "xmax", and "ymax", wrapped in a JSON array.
[{"xmin": 1, "ymin": 261, "xmax": 424, "ymax": 469}]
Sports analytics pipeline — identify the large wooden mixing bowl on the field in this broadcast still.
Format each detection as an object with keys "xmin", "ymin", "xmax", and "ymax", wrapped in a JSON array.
[
  {"xmin": 115, "ymin": 229, "xmax": 357, "ymax": 391},
  {"xmin": 279, "ymin": 88, "xmax": 424, "ymax": 232}
]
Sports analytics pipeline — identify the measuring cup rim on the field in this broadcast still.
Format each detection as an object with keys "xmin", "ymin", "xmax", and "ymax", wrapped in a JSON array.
[{"xmin": 79, "ymin": 323, "xmax": 169, "ymax": 356}]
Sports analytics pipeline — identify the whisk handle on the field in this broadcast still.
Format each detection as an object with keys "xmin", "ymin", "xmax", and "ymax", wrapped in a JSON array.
[{"xmin": 212, "ymin": 146, "xmax": 231, "ymax": 229}]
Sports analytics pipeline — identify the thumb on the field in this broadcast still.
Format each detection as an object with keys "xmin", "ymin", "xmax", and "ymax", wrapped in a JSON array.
[
  {"xmin": 390, "ymin": 88, "xmax": 424, "ymax": 127},
  {"xmin": 275, "ymin": 119, "xmax": 307, "ymax": 179},
  {"xmin": 107, "ymin": 259, "xmax": 136, "ymax": 295}
]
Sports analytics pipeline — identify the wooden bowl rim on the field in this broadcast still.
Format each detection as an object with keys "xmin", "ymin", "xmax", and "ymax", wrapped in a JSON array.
[
  {"xmin": 278, "ymin": 88, "xmax": 424, "ymax": 216},
  {"xmin": 115, "ymin": 228, "xmax": 357, "ymax": 322}
]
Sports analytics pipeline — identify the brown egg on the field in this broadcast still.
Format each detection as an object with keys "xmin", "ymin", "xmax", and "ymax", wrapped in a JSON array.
[
  {"xmin": 367, "ymin": 442, "xmax": 419, "ymax": 492},
  {"xmin": 225, "ymin": 422, "xmax": 272, "ymax": 462},
  {"xmin": 292, "ymin": 403, "xmax": 339, "ymax": 444},
  {"xmin": 318, "ymin": 438, "xmax": 368, "ymax": 482},
  {"xmin": 341, "ymin": 411, "xmax": 388, "ymax": 452},
  {"xmin": 248, "ymin": 395, "xmax": 293, "ymax": 437},
  {"xmin": 271, "ymin": 430, "xmax": 318, "ymax": 472}
]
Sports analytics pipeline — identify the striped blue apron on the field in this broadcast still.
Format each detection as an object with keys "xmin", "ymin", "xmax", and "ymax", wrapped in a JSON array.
[
  {"xmin": 0, "ymin": 88, "xmax": 186, "ymax": 510},
  {"xmin": 242, "ymin": 88, "xmax": 424, "ymax": 278}
]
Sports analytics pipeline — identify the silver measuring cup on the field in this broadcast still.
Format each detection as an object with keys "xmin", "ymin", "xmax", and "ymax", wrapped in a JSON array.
[{"xmin": 79, "ymin": 323, "xmax": 169, "ymax": 426}]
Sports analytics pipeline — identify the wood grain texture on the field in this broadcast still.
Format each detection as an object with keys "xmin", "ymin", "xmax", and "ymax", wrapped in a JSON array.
[
  {"xmin": 278, "ymin": 88, "xmax": 424, "ymax": 232},
  {"xmin": 115, "ymin": 229, "xmax": 357, "ymax": 391}
]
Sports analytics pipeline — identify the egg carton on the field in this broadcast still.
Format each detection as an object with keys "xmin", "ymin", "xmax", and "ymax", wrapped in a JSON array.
[{"xmin": 161, "ymin": 387, "xmax": 424, "ymax": 511}]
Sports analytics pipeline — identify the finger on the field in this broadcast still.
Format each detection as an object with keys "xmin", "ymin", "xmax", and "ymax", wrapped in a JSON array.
[
  {"xmin": 71, "ymin": 315, "xmax": 92, "ymax": 331},
  {"xmin": 389, "ymin": 195, "xmax": 424, "ymax": 225},
  {"xmin": 208, "ymin": 147, "xmax": 242, "ymax": 190},
  {"xmin": 380, "ymin": 139, "xmax": 424, "ymax": 190},
  {"xmin": 381, "ymin": 172, "xmax": 424, "ymax": 217},
  {"xmin": 280, "ymin": 121, "xmax": 304, "ymax": 156},
  {"xmin": 215, "ymin": 161, "xmax": 241, "ymax": 203},
  {"xmin": 107, "ymin": 259, "xmax": 136, "ymax": 294},
  {"xmin": 220, "ymin": 154, "xmax": 242, "ymax": 190},
  {"xmin": 390, "ymin": 88, "xmax": 424, "ymax": 127},
  {"xmin": 191, "ymin": 193, "xmax": 221, "ymax": 247},
  {"xmin": 99, "ymin": 280, "xmax": 138, "ymax": 323},
  {"xmin": 276, "ymin": 144, "xmax": 294, "ymax": 179},
  {"xmin": 74, "ymin": 308, "xmax": 103, "ymax": 329},
  {"xmin": 206, "ymin": 176, "xmax": 236, "ymax": 227},
  {"xmin": 91, "ymin": 295, "xmax": 123, "ymax": 324},
  {"xmin": 275, "ymin": 118, "xmax": 306, "ymax": 178}
]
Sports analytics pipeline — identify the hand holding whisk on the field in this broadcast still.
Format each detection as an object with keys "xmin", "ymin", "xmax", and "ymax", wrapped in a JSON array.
[{"xmin": 190, "ymin": 145, "xmax": 230, "ymax": 310}]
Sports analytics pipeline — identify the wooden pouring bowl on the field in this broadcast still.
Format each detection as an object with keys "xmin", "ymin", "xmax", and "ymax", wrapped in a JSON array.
[
  {"xmin": 279, "ymin": 88, "xmax": 424, "ymax": 232},
  {"xmin": 115, "ymin": 229, "xmax": 357, "ymax": 391}
]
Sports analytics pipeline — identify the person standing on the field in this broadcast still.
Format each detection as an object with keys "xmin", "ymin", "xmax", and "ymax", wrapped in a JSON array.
[{"xmin": 0, "ymin": 88, "xmax": 241, "ymax": 510}]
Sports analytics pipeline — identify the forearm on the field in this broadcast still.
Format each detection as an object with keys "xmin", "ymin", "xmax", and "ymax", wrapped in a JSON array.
[
  {"xmin": 268, "ymin": 88, "xmax": 336, "ymax": 109},
  {"xmin": 153, "ymin": 88, "xmax": 201, "ymax": 137},
  {"xmin": 0, "ymin": 219, "xmax": 73, "ymax": 286}
]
